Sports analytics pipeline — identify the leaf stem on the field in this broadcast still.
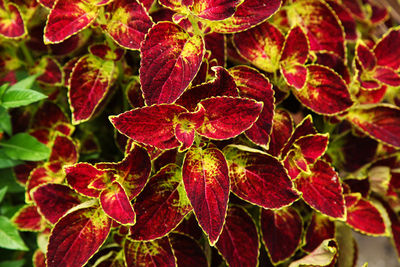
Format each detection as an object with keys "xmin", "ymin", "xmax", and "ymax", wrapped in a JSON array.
[{"xmin": 187, "ymin": 14, "xmax": 203, "ymax": 37}]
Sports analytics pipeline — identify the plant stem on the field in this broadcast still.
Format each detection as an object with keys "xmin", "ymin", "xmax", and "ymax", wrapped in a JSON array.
[{"xmin": 20, "ymin": 42, "xmax": 34, "ymax": 66}]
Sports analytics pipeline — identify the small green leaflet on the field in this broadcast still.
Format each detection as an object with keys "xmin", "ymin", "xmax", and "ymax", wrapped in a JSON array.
[
  {"xmin": 0, "ymin": 106, "xmax": 12, "ymax": 135},
  {"xmin": 8, "ymin": 74, "xmax": 39, "ymax": 91},
  {"xmin": 0, "ymin": 216, "xmax": 28, "ymax": 251},
  {"xmin": 0, "ymin": 133, "xmax": 50, "ymax": 161},
  {"xmin": 1, "ymin": 89, "xmax": 47, "ymax": 109},
  {"xmin": 0, "ymin": 186, "xmax": 7, "ymax": 203}
]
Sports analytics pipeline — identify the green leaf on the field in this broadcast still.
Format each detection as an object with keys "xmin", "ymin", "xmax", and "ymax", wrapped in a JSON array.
[
  {"xmin": 0, "ymin": 186, "xmax": 7, "ymax": 203},
  {"xmin": 0, "ymin": 168, "xmax": 24, "ymax": 193},
  {"xmin": 0, "ymin": 106, "xmax": 12, "ymax": 135},
  {"xmin": 1, "ymin": 89, "xmax": 47, "ymax": 109},
  {"xmin": 0, "ymin": 133, "xmax": 50, "ymax": 161},
  {"xmin": 0, "ymin": 84, "xmax": 9, "ymax": 99},
  {"xmin": 0, "ymin": 259, "xmax": 25, "ymax": 267},
  {"xmin": 0, "ymin": 216, "xmax": 28, "ymax": 251},
  {"xmin": 8, "ymin": 74, "xmax": 39, "ymax": 91},
  {"xmin": 0, "ymin": 150, "xmax": 21, "ymax": 168}
]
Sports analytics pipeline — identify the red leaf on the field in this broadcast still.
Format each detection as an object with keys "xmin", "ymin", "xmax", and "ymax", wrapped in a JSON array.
[
  {"xmin": 46, "ymin": 207, "xmax": 112, "ymax": 267},
  {"xmin": 229, "ymin": 65, "xmax": 274, "ymax": 146},
  {"xmin": 44, "ymin": 0, "xmax": 98, "ymax": 43},
  {"xmin": 292, "ymin": 133, "xmax": 329, "ymax": 164},
  {"xmin": 96, "ymin": 145, "xmax": 151, "ymax": 200},
  {"xmin": 0, "ymin": 1, "xmax": 25, "ymax": 38},
  {"xmin": 110, "ymin": 104, "xmax": 187, "ymax": 150},
  {"xmin": 100, "ymin": 181, "xmax": 135, "ymax": 225},
  {"xmin": 346, "ymin": 104, "xmax": 400, "ymax": 148},
  {"xmin": 374, "ymin": 28, "xmax": 400, "ymax": 71},
  {"xmin": 33, "ymin": 249, "xmax": 46, "ymax": 267},
  {"xmin": 215, "ymin": 206, "xmax": 259, "ymax": 267},
  {"xmin": 49, "ymin": 134, "xmax": 78, "ymax": 164},
  {"xmin": 89, "ymin": 44, "xmax": 125, "ymax": 61},
  {"xmin": 261, "ymin": 207, "xmax": 303, "ymax": 264},
  {"xmin": 169, "ymin": 233, "xmax": 208, "ymax": 267},
  {"xmin": 210, "ymin": 0, "xmax": 282, "ymax": 33},
  {"xmin": 295, "ymin": 160, "xmax": 345, "ymax": 219},
  {"xmin": 373, "ymin": 66, "xmax": 400, "ymax": 86},
  {"xmin": 280, "ymin": 26, "xmax": 309, "ymax": 66},
  {"xmin": 289, "ymin": 0, "xmax": 345, "ymax": 58},
  {"xmin": 176, "ymin": 66, "xmax": 238, "ymax": 111},
  {"xmin": 192, "ymin": 0, "xmax": 239, "ymax": 20},
  {"xmin": 102, "ymin": 0, "xmax": 153, "ymax": 50},
  {"xmin": 315, "ymin": 52, "xmax": 351, "ymax": 84},
  {"xmin": 345, "ymin": 193, "xmax": 386, "ymax": 235},
  {"xmin": 281, "ymin": 64, "xmax": 308, "ymax": 90},
  {"xmin": 124, "ymin": 237, "xmax": 176, "ymax": 267},
  {"xmin": 175, "ymin": 107, "xmax": 205, "ymax": 151},
  {"xmin": 32, "ymin": 183, "xmax": 83, "ymax": 224},
  {"xmin": 293, "ymin": 65, "xmax": 353, "ymax": 115},
  {"xmin": 65, "ymin": 163, "xmax": 106, "ymax": 197},
  {"xmin": 233, "ymin": 21, "xmax": 284, "ymax": 73},
  {"xmin": 182, "ymin": 146, "xmax": 229, "ymax": 244},
  {"xmin": 204, "ymin": 33, "xmax": 226, "ymax": 66},
  {"xmin": 34, "ymin": 57, "xmax": 63, "ymax": 85},
  {"xmin": 32, "ymin": 102, "xmax": 69, "ymax": 130},
  {"xmin": 129, "ymin": 164, "xmax": 192, "ymax": 240},
  {"xmin": 356, "ymin": 42, "xmax": 376, "ymax": 71},
  {"xmin": 69, "ymin": 55, "xmax": 116, "ymax": 124},
  {"xmin": 224, "ymin": 145, "xmax": 298, "ymax": 209},
  {"xmin": 140, "ymin": 22, "xmax": 204, "ymax": 105},
  {"xmin": 12, "ymin": 205, "xmax": 45, "ymax": 231},
  {"xmin": 325, "ymin": 0, "xmax": 357, "ymax": 40},
  {"xmin": 303, "ymin": 213, "xmax": 335, "ymax": 252},
  {"xmin": 267, "ymin": 109, "xmax": 293, "ymax": 156},
  {"xmin": 196, "ymin": 96, "xmax": 263, "ymax": 140}
]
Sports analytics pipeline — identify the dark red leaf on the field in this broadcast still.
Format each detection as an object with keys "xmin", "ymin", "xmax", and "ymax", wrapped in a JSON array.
[
  {"xmin": 295, "ymin": 160, "xmax": 345, "ymax": 219},
  {"xmin": 169, "ymin": 232, "xmax": 208, "ymax": 267},
  {"xmin": 182, "ymin": 146, "xmax": 229, "ymax": 244},
  {"xmin": 140, "ymin": 22, "xmax": 204, "ymax": 105},
  {"xmin": 267, "ymin": 109, "xmax": 293, "ymax": 156},
  {"xmin": 110, "ymin": 104, "xmax": 187, "ymax": 150},
  {"xmin": 124, "ymin": 237, "xmax": 176, "ymax": 267},
  {"xmin": 303, "ymin": 213, "xmax": 335, "ymax": 252},
  {"xmin": 12, "ymin": 205, "xmax": 45, "ymax": 231},
  {"xmin": 65, "ymin": 163, "xmax": 106, "ymax": 197},
  {"xmin": 261, "ymin": 207, "xmax": 302, "ymax": 264},
  {"xmin": 229, "ymin": 65, "xmax": 274, "ymax": 146},
  {"xmin": 224, "ymin": 145, "xmax": 298, "ymax": 208},
  {"xmin": 215, "ymin": 206, "xmax": 259, "ymax": 267},
  {"xmin": 32, "ymin": 183, "xmax": 83, "ymax": 224},
  {"xmin": 129, "ymin": 164, "xmax": 192, "ymax": 240},
  {"xmin": 192, "ymin": 0, "xmax": 239, "ymax": 21},
  {"xmin": 325, "ymin": 0, "xmax": 357, "ymax": 40},
  {"xmin": 46, "ymin": 207, "xmax": 112, "ymax": 267},
  {"xmin": 102, "ymin": 0, "xmax": 154, "ymax": 50},
  {"xmin": 196, "ymin": 96, "xmax": 263, "ymax": 140},
  {"xmin": 374, "ymin": 28, "xmax": 400, "ymax": 71}
]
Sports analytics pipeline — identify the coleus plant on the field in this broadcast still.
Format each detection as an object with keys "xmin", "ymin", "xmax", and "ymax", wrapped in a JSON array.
[{"xmin": 2, "ymin": 0, "xmax": 400, "ymax": 265}]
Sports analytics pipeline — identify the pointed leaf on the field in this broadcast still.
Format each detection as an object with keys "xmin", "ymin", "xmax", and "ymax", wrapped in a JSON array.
[
  {"xmin": 303, "ymin": 213, "xmax": 335, "ymax": 252},
  {"xmin": 0, "ymin": 2, "xmax": 25, "ymax": 38},
  {"xmin": 224, "ymin": 145, "xmax": 298, "ymax": 208},
  {"xmin": 176, "ymin": 66, "xmax": 238, "ymax": 111},
  {"xmin": 293, "ymin": 133, "xmax": 329, "ymax": 164},
  {"xmin": 34, "ymin": 57, "xmax": 63, "ymax": 85},
  {"xmin": 32, "ymin": 183, "xmax": 83, "ymax": 224},
  {"xmin": 261, "ymin": 207, "xmax": 303, "ymax": 264},
  {"xmin": 233, "ymin": 21, "xmax": 284, "ymax": 73},
  {"xmin": 229, "ymin": 65, "xmax": 274, "ymax": 146},
  {"xmin": 96, "ymin": 145, "xmax": 151, "ymax": 200},
  {"xmin": 346, "ymin": 104, "xmax": 400, "ymax": 148},
  {"xmin": 129, "ymin": 164, "xmax": 192, "ymax": 240},
  {"xmin": 49, "ymin": 134, "xmax": 78, "ymax": 164},
  {"xmin": 65, "ymin": 163, "xmax": 106, "ymax": 197},
  {"xmin": 373, "ymin": 66, "xmax": 400, "ymax": 86},
  {"xmin": 103, "ymin": 0, "xmax": 153, "ymax": 50},
  {"xmin": 0, "ymin": 133, "xmax": 50, "ymax": 161},
  {"xmin": 209, "ymin": 0, "xmax": 282, "ymax": 33},
  {"xmin": 46, "ymin": 207, "xmax": 112, "ymax": 267},
  {"xmin": 69, "ymin": 55, "xmax": 115, "ymax": 124},
  {"xmin": 140, "ymin": 22, "xmax": 204, "ymax": 105},
  {"xmin": 345, "ymin": 193, "xmax": 385, "ymax": 235},
  {"xmin": 110, "ymin": 104, "xmax": 186, "ymax": 150},
  {"xmin": 12, "ymin": 205, "xmax": 45, "ymax": 232},
  {"xmin": 215, "ymin": 206, "xmax": 259, "ymax": 267},
  {"xmin": 293, "ymin": 65, "xmax": 352, "ymax": 115},
  {"xmin": 182, "ymin": 146, "xmax": 229, "ymax": 244},
  {"xmin": 196, "ymin": 96, "xmax": 263, "ymax": 140},
  {"xmin": 288, "ymin": 0, "xmax": 345, "ymax": 58},
  {"xmin": 1, "ymin": 88, "xmax": 47, "ymax": 109},
  {"xmin": 325, "ymin": 0, "xmax": 357, "ymax": 40},
  {"xmin": 295, "ymin": 160, "xmax": 345, "ymax": 219},
  {"xmin": 44, "ymin": 0, "xmax": 98, "ymax": 43},
  {"xmin": 267, "ymin": 109, "xmax": 293, "ymax": 156},
  {"xmin": 356, "ymin": 42, "xmax": 376, "ymax": 71},
  {"xmin": 0, "ymin": 216, "xmax": 28, "ymax": 251},
  {"xmin": 100, "ymin": 181, "xmax": 135, "ymax": 225},
  {"xmin": 124, "ymin": 237, "xmax": 177, "ymax": 267},
  {"xmin": 280, "ymin": 26, "xmax": 309, "ymax": 66},
  {"xmin": 169, "ymin": 233, "xmax": 208, "ymax": 267},
  {"xmin": 374, "ymin": 28, "xmax": 400, "ymax": 71},
  {"xmin": 32, "ymin": 102, "xmax": 69, "ymax": 130}
]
